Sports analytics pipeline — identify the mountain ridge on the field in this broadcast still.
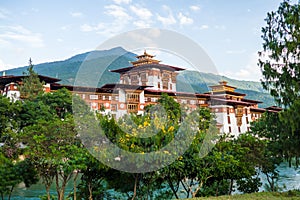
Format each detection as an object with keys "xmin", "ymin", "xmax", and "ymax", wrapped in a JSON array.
[{"xmin": 0, "ymin": 47, "xmax": 275, "ymax": 107}]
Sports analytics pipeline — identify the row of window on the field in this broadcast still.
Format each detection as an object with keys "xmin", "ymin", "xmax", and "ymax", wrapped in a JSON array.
[
  {"xmin": 177, "ymin": 99, "xmax": 206, "ymax": 105},
  {"xmin": 227, "ymin": 115, "xmax": 249, "ymax": 124},
  {"xmin": 228, "ymin": 126, "xmax": 250, "ymax": 133},
  {"xmin": 80, "ymin": 94, "xmax": 119, "ymax": 101}
]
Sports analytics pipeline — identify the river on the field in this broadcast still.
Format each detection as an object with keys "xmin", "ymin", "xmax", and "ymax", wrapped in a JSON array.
[{"xmin": 8, "ymin": 163, "xmax": 300, "ymax": 199}]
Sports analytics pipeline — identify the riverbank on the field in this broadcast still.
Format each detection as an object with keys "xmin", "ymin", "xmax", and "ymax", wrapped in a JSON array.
[{"xmin": 188, "ymin": 191, "xmax": 300, "ymax": 200}]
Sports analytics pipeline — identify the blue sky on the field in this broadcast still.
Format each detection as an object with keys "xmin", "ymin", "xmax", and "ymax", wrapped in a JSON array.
[{"xmin": 0, "ymin": 0, "xmax": 293, "ymax": 81}]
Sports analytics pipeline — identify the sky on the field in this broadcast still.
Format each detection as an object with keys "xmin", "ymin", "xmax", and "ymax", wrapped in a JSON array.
[{"xmin": 0, "ymin": 0, "xmax": 294, "ymax": 81}]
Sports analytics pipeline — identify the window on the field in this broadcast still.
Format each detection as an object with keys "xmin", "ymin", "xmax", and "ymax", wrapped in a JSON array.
[
  {"xmin": 151, "ymin": 97, "xmax": 157, "ymax": 102},
  {"xmin": 112, "ymin": 96, "xmax": 119, "ymax": 101},
  {"xmin": 82, "ymin": 94, "xmax": 85, "ymax": 99},
  {"xmin": 126, "ymin": 93, "xmax": 139, "ymax": 102},
  {"xmin": 131, "ymin": 75, "xmax": 138, "ymax": 82},
  {"xmin": 162, "ymin": 73, "xmax": 169, "ymax": 79},
  {"xmin": 227, "ymin": 116, "xmax": 231, "ymax": 124},
  {"xmin": 158, "ymin": 82, "xmax": 161, "ymax": 89},
  {"xmin": 162, "ymin": 81, "xmax": 168, "ymax": 90},
  {"xmin": 238, "ymin": 127, "xmax": 241, "ymax": 133},
  {"xmin": 89, "ymin": 94, "xmax": 98, "ymax": 100},
  {"xmin": 141, "ymin": 73, "xmax": 147, "ymax": 81},
  {"xmin": 181, "ymin": 99, "xmax": 187, "ymax": 104},
  {"xmin": 127, "ymin": 104, "xmax": 138, "ymax": 113},
  {"xmin": 227, "ymin": 108, "xmax": 230, "ymax": 115},
  {"xmin": 111, "ymin": 104, "xmax": 117, "ymax": 111},
  {"xmin": 237, "ymin": 117, "xmax": 242, "ymax": 126},
  {"xmin": 124, "ymin": 76, "xmax": 129, "ymax": 84},
  {"xmin": 190, "ymin": 100, "xmax": 196, "ymax": 105},
  {"xmin": 246, "ymin": 116, "xmax": 249, "ymax": 124},
  {"xmin": 170, "ymin": 84, "xmax": 172, "ymax": 90},
  {"xmin": 199, "ymin": 100, "xmax": 205, "ymax": 104},
  {"xmin": 228, "ymin": 126, "xmax": 231, "ymax": 133}
]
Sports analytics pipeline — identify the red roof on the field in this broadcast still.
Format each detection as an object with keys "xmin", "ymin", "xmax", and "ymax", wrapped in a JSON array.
[
  {"xmin": 0, "ymin": 75, "xmax": 61, "ymax": 85},
  {"xmin": 110, "ymin": 63, "xmax": 185, "ymax": 73},
  {"xmin": 211, "ymin": 97, "xmax": 256, "ymax": 106},
  {"xmin": 212, "ymin": 90, "xmax": 246, "ymax": 96},
  {"xmin": 144, "ymin": 88, "xmax": 210, "ymax": 98}
]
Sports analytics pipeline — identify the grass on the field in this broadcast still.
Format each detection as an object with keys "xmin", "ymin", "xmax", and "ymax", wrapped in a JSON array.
[{"xmin": 188, "ymin": 190, "xmax": 300, "ymax": 200}]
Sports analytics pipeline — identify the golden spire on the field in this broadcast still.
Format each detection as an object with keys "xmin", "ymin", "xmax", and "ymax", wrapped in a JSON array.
[{"xmin": 131, "ymin": 50, "xmax": 160, "ymax": 66}]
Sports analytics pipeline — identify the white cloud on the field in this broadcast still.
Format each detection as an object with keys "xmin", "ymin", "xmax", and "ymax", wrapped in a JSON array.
[
  {"xmin": 133, "ymin": 20, "xmax": 151, "ymax": 28},
  {"xmin": 157, "ymin": 14, "xmax": 176, "ymax": 26},
  {"xmin": 199, "ymin": 25, "xmax": 209, "ymax": 30},
  {"xmin": 178, "ymin": 12, "xmax": 193, "ymax": 25},
  {"xmin": 190, "ymin": 5, "xmax": 201, "ymax": 11},
  {"xmin": 156, "ymin": 5, "xmax": 176, "ymax": 26},
  {"xmin": 222, "ymin": 53, "xmax": 262, "ymax": 81},
  {"xmin": 112, "ymin": 0, "xmax": 132, "ymax": 4},
  {"xmin": 0, "ymin": 25, "xmax": 44, "ymax": 48},
  {"xmin": 130, "ymin": 5, "xmax": 152, "ymax": 20},
  {"xmin": 129, "ymin": 5, "xmax": 153, "ymax": 28},
  {"xmin": 80, "ymin": 23, "xmax": 105, "ymax": 32},
  {"xmin": 80, "ymin": 4, "xmax": 133, "ymax": 37},
  {"xmin": 70, "ymin": 12, "xmax": 83, "ymax": 18},
  {"xmin": 105, "ymin": 5, "xmax": 131, "ymax": 19},
  {"xmin": 0, "ymin": 58, "xmax": 15, "ymax": 71}
]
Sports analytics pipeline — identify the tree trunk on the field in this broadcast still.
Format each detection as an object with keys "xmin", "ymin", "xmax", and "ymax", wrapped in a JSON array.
[
  {"xmin": 131, "ymin": 174, "xmax": 138, "ymax": 200},
  {"xmin": 167, "ymin": 177, "xmax": 179, "ymax": 199},
  {"xmin": 46, "ymin": 184, "xmax": 51, "ymax": 200},
  {"xmin": 55, "ymin": 173, "xmax": 60, "ymax": 199},
  {"xmin": 55, "ymin": 173, "xmax": 67, "ymax": 200},
  {"xmin": 8, "ymin": 186, "xmax": 14, "ymax": 200},
  {"xmin": 73, "ymin": 172, "xmax": 79, "ymax": 200},
  {"xmin": 191, "ymin": 181, "xmax": 203, "ymax": 198},
  {"xmin": 180, "ymin": 179, "xmax": 189, "ymax": 198},
  {"xmin": 88, "ymin": 182, "xmax": 93, "ymax": 200}
]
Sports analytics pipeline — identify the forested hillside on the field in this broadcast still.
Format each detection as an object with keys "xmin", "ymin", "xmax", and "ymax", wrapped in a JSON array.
[{"xmin": 1, "ymin": 47, "xmax": 275, "ymax": 107}]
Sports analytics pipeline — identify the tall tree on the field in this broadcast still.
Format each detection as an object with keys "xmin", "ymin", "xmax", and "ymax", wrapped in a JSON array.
[
  {"xmin": 19, "ymin": 58, "xmax": 44, "ymax": 100},
  {"xmin": 258, "ymin": 0, "xmax": 300, "ymax": 165},
  {"xmin": 258, "ymin": 0, "xmax": 300, "ymax": 107}
]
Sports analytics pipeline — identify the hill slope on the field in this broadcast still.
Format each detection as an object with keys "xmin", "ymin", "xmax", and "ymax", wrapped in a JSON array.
[{"xmin": 1, "ymin": 47, "xmax": 275, "ymax": 108}]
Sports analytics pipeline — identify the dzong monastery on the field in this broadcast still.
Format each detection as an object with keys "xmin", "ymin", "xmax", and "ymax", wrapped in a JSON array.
[{"xmin": 0, "ymin": 51, "xmax": 281, "ymax": 137}]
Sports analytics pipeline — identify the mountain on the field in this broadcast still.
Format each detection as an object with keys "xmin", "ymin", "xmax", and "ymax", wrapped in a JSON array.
[
  {"xmin": 176, "ymin": 71, "xmax": 275, "ymax": 108},
  {"xmin": 0, "ymin": 47, "xmax": 275, "ymax": 108}
]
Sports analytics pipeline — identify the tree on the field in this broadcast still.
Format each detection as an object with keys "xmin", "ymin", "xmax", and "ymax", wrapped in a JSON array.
[
  {"xmin": 259, "ymin": 0, "xmax": 300, "ymax": 107},
  {"xmin": 258, "ymin": 0, "xmax": 300, "ymax": 166},
  {"xmin": 250, "ymin": 113, "xmax": 286, "ymax": 191},
  {"xmin": 19, "ymin": 58, "xmax": 44, "ymax": 100},
  {"xmin": 20, "ymin": 89, "xmax": 87, "ymax": 200}
]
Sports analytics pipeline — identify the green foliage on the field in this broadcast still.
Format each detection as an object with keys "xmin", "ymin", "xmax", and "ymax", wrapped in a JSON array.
[
  {"xmin": 259, "ymin": 0, "xmax": 300, "ymax": 107},
  {"xmin": 76, "ymin": 155, "xmax": 110, "ymax": 200},
  {"xmin": 19, "ymin": 59, "xmax": 45, "ymax": 100},
  {"xmin": 158, "ymin": 93, "xmax": 181, "ymax": 121},
  {"xmin": 237, "ymin": 176, "xmax": 262, "ymax": 194},
  {"xmin": 0, "ymin": 152, "xmax": 22, "ymax": 200},
  {"xmin": 0, "ymin": 153, "xmax": 38, "ymax": 200},
  {"xmin": 250, "ymin": 113, "xmax": 286, "ymax": 191},
  {"xmin": 0, "ymin": 95, "xmax": 20, "ymax": 141}
]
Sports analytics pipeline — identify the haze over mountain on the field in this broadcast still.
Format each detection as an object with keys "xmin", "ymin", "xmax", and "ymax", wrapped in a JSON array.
[{"xmin": 0, "ymin": 47, "xmax": 275, "ymax": 108}]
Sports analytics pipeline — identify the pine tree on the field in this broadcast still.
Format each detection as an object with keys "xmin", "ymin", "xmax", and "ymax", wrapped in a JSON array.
[{"xmin": 19, "ymin": 58, "xmax": 44, "ymax": 100}]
